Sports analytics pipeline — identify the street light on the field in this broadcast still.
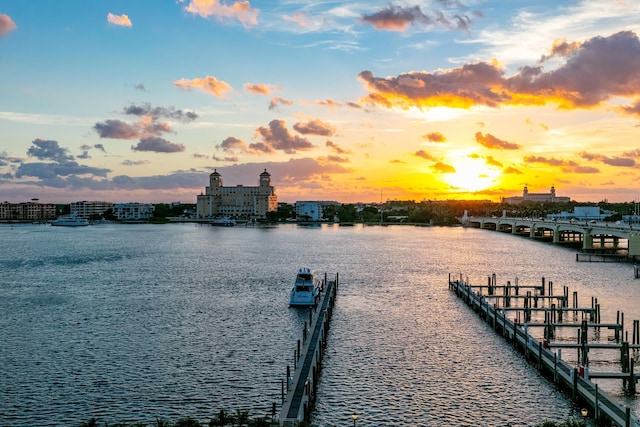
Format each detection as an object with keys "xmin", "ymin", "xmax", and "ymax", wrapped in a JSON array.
[{"xmin": 352, "ymin": 413, "xmax": 358, "ymax": 427}]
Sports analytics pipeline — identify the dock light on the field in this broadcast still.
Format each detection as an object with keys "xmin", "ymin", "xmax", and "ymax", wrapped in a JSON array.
[
  {"xmin": 581, "ymin": 408, "xmax": 588, "ymax": 417},
  {"xmin": 352, "ymin": 413, "xmax": 358, "ymax": 427}
]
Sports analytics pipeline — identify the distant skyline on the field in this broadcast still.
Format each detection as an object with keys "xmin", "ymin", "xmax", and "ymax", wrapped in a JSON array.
[{"xmin": 1, "ymin": 1, "xmax": 640, "ymax": 204}]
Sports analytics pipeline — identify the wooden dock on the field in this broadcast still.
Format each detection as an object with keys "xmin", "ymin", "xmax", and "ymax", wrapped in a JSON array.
[
  {"xmin": 449, "ymin": 275, "xmax": 640, "ymax": 427},
  {"xmin": 279, "ymin": 273, "xmax": 338, "ymax": 426}
]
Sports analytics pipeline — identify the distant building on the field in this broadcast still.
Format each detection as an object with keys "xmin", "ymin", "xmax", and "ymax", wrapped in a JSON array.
[
  {"xmin": 295, "ymin": 201, "xmax": 339, "ymax": 221},
  {"xmin": 547, "ymin": 206, "xmax": 608, "ymax": 221},
  {"xmin": 196, "ymin": 169, "xmax": 278, "ymax": 220},
  {"xmin": 70, "ymin": 201, "xmax": 114, "ymax": 219},
  {"xmin": 502, "ymin": 185, "xmax": 570, "ymax": 205},
  {"xmin": 112, "ymin": 203, "xmax": 155, "ymax": 220},
  {"xmin": 0, "ymin": 199, "xmax": 56, "ymax": 221}
]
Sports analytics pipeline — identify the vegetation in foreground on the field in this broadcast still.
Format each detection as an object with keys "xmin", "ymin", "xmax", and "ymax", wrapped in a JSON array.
[
  {"xmin": 78, "ymin": 409, "xmax": 311, "ymax": 427},
  {"xmin": 79, "ymin": 414, "xmax": 588, "ymax": 427}
]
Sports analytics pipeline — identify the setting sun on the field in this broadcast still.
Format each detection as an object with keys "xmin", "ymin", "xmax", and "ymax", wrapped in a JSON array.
[{"xmin": 441, "ymin": 154, "xmax": 501, "ymax": 192}]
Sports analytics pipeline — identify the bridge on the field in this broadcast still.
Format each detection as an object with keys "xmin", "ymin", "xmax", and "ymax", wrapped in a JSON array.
[{"xmin": 460, "ymin": 216, "xmax": 640, "ymax": 257}]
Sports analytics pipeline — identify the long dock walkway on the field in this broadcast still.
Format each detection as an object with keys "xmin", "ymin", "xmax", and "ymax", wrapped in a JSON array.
[
  {"xmin": 279, "ymin": 274, "xmax": 338, "ymax": 426},
  {"xmin": 449, "ymin": 276, "xmax": 640, "ymax": 427}
]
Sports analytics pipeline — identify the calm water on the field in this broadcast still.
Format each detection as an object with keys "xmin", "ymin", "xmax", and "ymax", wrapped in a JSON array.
[{"xmin": 1, "ymin": 223, "xmax": 639, "ymax": 426}]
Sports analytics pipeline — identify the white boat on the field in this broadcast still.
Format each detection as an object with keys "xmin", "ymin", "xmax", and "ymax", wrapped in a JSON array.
[
  {"xmin": 289, "ymin": 267, "xmax": 321, "ymax": 307},
  {"xmin": 210, "ymin": 217, "xmax": 236, "ymax": 227},
  {"xmin": 49, "ymin": 214, "xmax": 90, "ymax": 227}
]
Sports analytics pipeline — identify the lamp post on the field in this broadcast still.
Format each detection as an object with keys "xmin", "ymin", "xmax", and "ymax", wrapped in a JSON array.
[
  {"xmin": 352, "ymin": 413, "xmax": 358, "ymax": 427},
  {"xmin": 581, "ymin": 408, "xmax": 588, "ymax": 421}
]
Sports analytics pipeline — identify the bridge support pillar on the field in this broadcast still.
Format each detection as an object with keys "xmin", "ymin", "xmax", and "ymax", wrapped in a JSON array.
[
  {"xmin": 582, "ymin": 233, "xmax": 593, "ymax": 251},
  {"xmin": 553, "ymin": 228, "xmax": 560, "ymax": 243},
  {"xmin": 629, "ymin": 232, "xmax": 640, "ymax": 257}
]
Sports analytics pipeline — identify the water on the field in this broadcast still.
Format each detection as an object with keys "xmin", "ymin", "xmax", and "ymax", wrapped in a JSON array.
[{"xmin": 1, "ymin": 223, "xmax": 639, "ymax": 426}]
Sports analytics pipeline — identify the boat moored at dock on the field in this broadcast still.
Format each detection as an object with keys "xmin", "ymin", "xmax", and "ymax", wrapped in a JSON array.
[
  {"xmin": 49, "ymin": 214, "xmax": 90, "ymax": 227},
  {"xmin": 289, "ymin": 267, "xmax": 321, "ymax": 307}
]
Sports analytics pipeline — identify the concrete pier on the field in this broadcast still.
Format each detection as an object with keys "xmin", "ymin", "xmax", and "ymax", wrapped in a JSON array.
[{"xmin": 279, "ymin": 273, "xmax": 338, "ymax": 426}]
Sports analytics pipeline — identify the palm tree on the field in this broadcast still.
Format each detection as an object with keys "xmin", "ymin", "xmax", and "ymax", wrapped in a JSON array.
[{"xmin": 235, "ymin": 409, "xmax": 250, "ymax": 427}]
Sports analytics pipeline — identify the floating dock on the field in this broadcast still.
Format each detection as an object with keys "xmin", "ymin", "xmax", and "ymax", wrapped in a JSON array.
[
  {"xmin": 279, "ymin": 273, "xmax": 338, "ymax": 426},
  {"xmin": 449, "ymin": 274, "xmax": 640, "ymax": 427}
]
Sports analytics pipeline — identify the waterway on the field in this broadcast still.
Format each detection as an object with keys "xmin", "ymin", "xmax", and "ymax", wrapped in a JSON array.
[{"xmin": 1, "ymin": 223, "xmax": 639, "ymax": 426}]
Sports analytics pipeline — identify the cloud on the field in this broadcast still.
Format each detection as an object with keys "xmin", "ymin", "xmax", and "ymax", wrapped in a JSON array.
[
  {"xmin": 94, "ymin": 119, "xmax": 141, "ymax": 139},
  {"xmin": 218, "ymin": 136, "xmax": 247, "ymax": 152},
  {"xmin": 431, "ymin": 161, "xmax": 455, "ymax": 173},
  {"xmin": 503, "ymin": 166, "xmax": 522, "ymax": 174},
  {"xmin": 0, "ymin": 14, "xmax": 17, "ymax": 39},
  {"xmin": 326, "ymin": 140, "xmax": 351, "ymax": 154},
  {"xmin": 27, "ymin": 139, "xmax": 74, "ymax": 162},
  {"xmin": 283, "ymin": 12, "xmax": 314, "ymax": 29},
  {"xmin": 174, "ymin": 76, "xmax": 232, "ymax": 98},
  {"xmin": 580, "ymin": 152, "xmax": 636, "ymax": 167},
  {"xmin": 360, "ymin": 4, "xmax": 475, "ymax": 32},
  {"xmin": 475, "ymin": 132, "xmax": 521, "ymax": 150},
  {"xmin": 524, "ymin": 155, "xmax": 600, "ymax": 173},
  {"xmin": 251, "ymin": 119, "xmax": 315, "ymax": 154},
  {"xmin": 244, "ymin": 82, "xmax": 280, "ymax": 95},
  {"xmin": 122, "ymin": 160, "xmax": 149, "ymax": 166},
  {"xmin": 124, "ymin": 104, "xmax": 198, "ymax": 122},
  {"xmin": 183, "ymin": 0, "xmax": 259, "ymax": 28},
  {"xmin": 132, "ymin": 137, "xmax": 186, "ymax": 153},
  {"xmin": 617, "ymin": 100, "xmax": 640, "ymax": 117},
  {"xmin": 16, "ymin": 139, "xmax": 111, "ymax": 180},
  {"xmin": 414, "ymin": 150, "xmax": 435, "ymax": 160},
  {"xmin": 93, "ymin": 104, "xmax": 196, "ymax": 154},
  {"xmin": 484, "ymin": 155, "xmax": 503, "ymax": 168},
  {"xmin": 94, "ymin": 144, "xmax": 106, "ymax": 152},
  {"xmin": 358, "ymin": 31, "xmax": 640, "ymax": 114},
  {"xmin": 422, "ymin": 132, "xmax": 446, "ymax": 143},
  {"xmin": 293, "ymin": 118, "xmax": 336, "ymax": 136},
  {"xmin": 269, "ymin": 97, "xmax": 294, "ymax": 111},
  {"xmin": 107, "ymin": 13, "xmax": 132, "ymax": 27}
]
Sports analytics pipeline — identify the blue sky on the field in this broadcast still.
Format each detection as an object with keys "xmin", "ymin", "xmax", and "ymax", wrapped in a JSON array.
[{"xmin": 1, "ymin": 1, "xmax": 640, "ymax": 204}]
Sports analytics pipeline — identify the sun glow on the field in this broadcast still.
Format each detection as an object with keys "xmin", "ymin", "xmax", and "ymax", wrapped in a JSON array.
[{"xmin": 441, "ymin": 154, "xmax": 501, "ymax": 192}]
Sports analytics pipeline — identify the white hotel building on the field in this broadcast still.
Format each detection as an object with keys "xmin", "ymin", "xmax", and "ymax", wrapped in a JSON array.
[{"xmin": 196, "ymin": 169, "xmax": 278, "ymax": 220}]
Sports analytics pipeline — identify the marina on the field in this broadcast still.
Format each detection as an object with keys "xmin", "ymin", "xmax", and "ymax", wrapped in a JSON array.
[
  {"xmin": 2, "ymin": 223, "xmax": 639, "ymax": 426},
  {"xmin": 449, "ymin": 274, "xmax": 640, "ymax": 426}
]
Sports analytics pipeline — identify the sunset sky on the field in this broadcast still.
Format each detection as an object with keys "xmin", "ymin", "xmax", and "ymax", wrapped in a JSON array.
[{"xmin": 1, "ymin": 1, "xmax": 640, "ymax": 204}]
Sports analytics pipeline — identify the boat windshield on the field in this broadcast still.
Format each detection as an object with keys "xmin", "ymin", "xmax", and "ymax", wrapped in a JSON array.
[{"xmin": 296, "ymin": 285, "xmax": 312, "ymax": 292}]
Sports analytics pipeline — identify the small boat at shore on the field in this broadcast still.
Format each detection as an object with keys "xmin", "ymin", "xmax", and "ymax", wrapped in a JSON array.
[
  {"xmin": 49, "ymin": 214, "xmax": 90, "ymax": 227},
  {"xmin": 289, "ymin": 267, "xmax": 321, "ymax": 307}
]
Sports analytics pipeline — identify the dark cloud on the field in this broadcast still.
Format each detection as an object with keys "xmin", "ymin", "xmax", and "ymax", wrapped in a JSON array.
[
  {"xmin": 132, "ymin": 137, "xmax": 186, "ymax": 153},
  {"xmin": 94, "ymin": 144, "xmax": 106, "ymax": 152},
  {"xmin": 326, "ymin": 140, "xmax": 351, "ymax": 154},
  {"xmin": 359, "ymin": 31, "xmax": 640, "ymax": 114},
  {"xmin": 524, "ymin": 155, "xmax": 600, "ymax": 173},
  {"xmin": 580, "ymin": 152, "xmax": 636, "ymax": 167},
  {"xmin": 422, "ymin": 132, "xmax": 446, "ymax": 142},
  {"xmin": 475, "ymin": 132, "xmax": 521, "ymax": 150},
  {"xmin": 123, "ymin": 103, "xmax": 198, "ymax": 122},
  {"xmin": 293, "ymin": 119, "xmax": 336, "ymax": 136},
  {"xmin": 27, "ymin": 139, "xmax": 74, "ymax": 162},
  {"xmin": 15, "ymin": 161, "xmax": 110, "ymax": 180},
  {"xmin": 361, "ymin": 3, "xmax": 474, "ymax": 32},
  {"xmin": 122, "ymin": 160, "xmax": 149, "ymax": 166},
  {"xmin": 94, "ymin": 119, "xmax": 141, "ymax": 139},
  {"xmin": 251, "ymin": 120, "xmax": 315, "ymax": 154}
]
